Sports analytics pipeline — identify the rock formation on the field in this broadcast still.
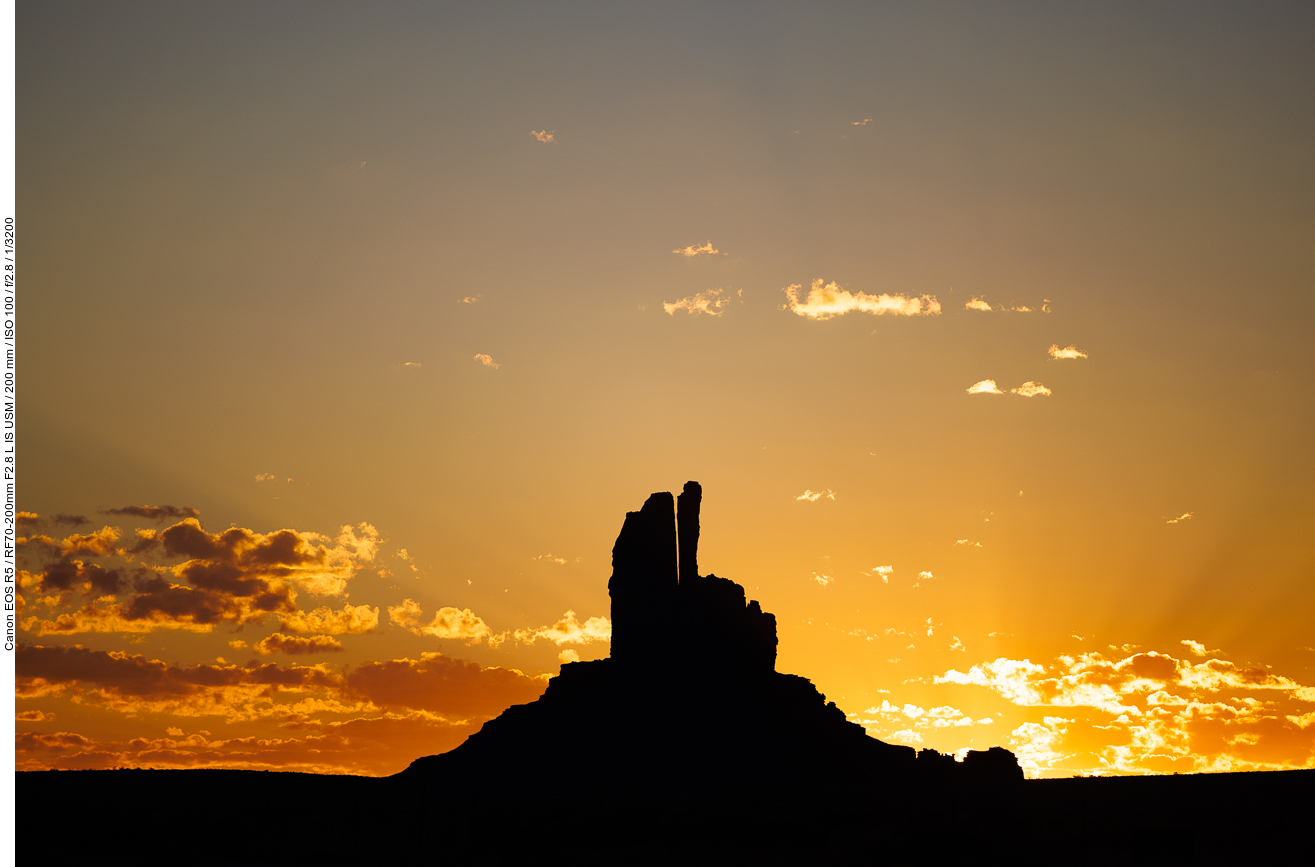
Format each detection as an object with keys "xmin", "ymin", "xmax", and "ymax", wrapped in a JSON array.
[{"xmin": 400, "ymin": 482, "xmax": 1022, "ymax": 791}]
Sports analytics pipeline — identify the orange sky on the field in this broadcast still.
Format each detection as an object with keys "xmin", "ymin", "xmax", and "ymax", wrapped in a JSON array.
[{"xmin": 15, "ymin": 2, "xmax": 1315, "ymax": 777}]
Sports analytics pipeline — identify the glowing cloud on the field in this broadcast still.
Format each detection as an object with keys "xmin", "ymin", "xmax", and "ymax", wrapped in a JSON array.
[
  {"xmin": 965, "ymin": 297, "xmax": 992, "ymax": 311},
  {"xmin": 782, "ymin": 279, "xmax": 941, "ymax": 319},
  {"xmin": 473, "ymin": 354, "xmax": 500, "ymax": 369},
  {"xmin": 851, "ymin": 118, "xmax": 873, "ymax": 126},
  {"xmin": 255, "ymin": 473, "xmax": 276, "ymax": 481},
  {"xmin": 663, "ymin": 287, "xmax": 739, "ymax": 316},
  {"xmin": 796, "ymin": 489, "xmax": 836, "ymax": 502},
  {"xmin": 461, "ymin": 294, "xmax": 480, "ymax": 303},
  {"xmin": 278, "ymin": 603, "xmax": 380, "ymax": 635},
  {"xmin": 1166, "ymin": 512, "xmax": 1194, "ymax": 524},
  {"xmin": 864, "ymin": 565, "xmax": 892, "ymax": 583},
  {"xmin": 253, "ymin": 633, "xmax": 343, "ymax": 656},
  {"xmin": 1048, "ymin": 344, "xmax": 1087, "ymax": 360},
  {"xmin": 1011, "ymin": 382, "xmax": 1052, "ymax": 397},
  {"xmin": 530, "ymin": 130, "xmax": 555, "ymax": 143},
  {"xmin": 388, "ymin": 599, "xmax": 497, "ymax": 645},
  {"xmin": 513, "ymin": 610, "xmax": 611, "ymax": 645},
  {"xmin": 967, "ymin": 380, "xmax": 1004, "ymax": 395},
  {"xmin": 672, "ymin": 241, "xmax": 720, "ymax": 257}
]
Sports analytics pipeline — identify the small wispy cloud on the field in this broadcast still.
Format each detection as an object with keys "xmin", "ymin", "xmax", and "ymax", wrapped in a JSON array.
[
  {"xmin": 672, "ymin": 241, "xmax": 721, "ymax": 257},
  {"xmin": 813, "ymin": 573, "xmax": 833, "ymax": 586},
  {"xmin": 461, "ymin": 294, "xmax": 481, "ymax": 304},
  {"xmin": 967, "ymin": 380, "xmax": 1004, "ymax": 395},
  {"xmin": 955, "ymin": 539, "xmax": 982, "ymax": 547},
  {"xmin": 913, "ymin": 570, "xmax": 935, "ymax": 588},
  {"xmin": 533, "ymin": 553, "xmax": 567, "ymax": 565},
  {"xmin": 473, "ymin": 353, "xmax": 500, "ymax": 369},
  {"xmin": 782, "ymin": 279, "xmax": 941, "ymax": 319},
  {"xmin": 851, "ymin": 118, "xmax": 873, "ymax": 126},
  {"xmin": 1181, "ymin": 639, "xmax": 1220, "ymax": 656},
  {"xmin": 1048, "ymin": 344, "xmax": 1087, "ymax": 360},
  {"xmin": 1011, "ymin": 381, "xmax": 1051, "ymax": 397},
  {"xmin": 255, "ymin": 473, "xmax": 276, "ymax": 482},
  {"xmin": 1166, "ymin": 512, "xmax": 1194, "ymax": 524},
  {"xmin": 863, "ymin": 565, "xmax": 892, "ymax": 584},
  {"xmin": 796, "ymin": 489, "xmax": 836, "ymax": 502},
  {"xmin": 962, "ymin": 296, "xmax": 1046, "ymax": 313},
  {"xmin": 965, "ymin": 297, "xmax": 992, "ymax": 311},
  {"xmin": 663, "ymin": 287, "xmax": 740, "ymax": 316},
  {"xmin": 401, "ymin": 361, "xmax": 422, "ymax": 369},
  {"xmin": 530, "ymin": 130, "xmax": 555, "ymax": 143}
]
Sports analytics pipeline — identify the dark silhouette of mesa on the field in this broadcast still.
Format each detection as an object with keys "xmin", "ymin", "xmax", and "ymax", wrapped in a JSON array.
[
  {"xmin": 400, "ymin": 481, "xmax": 1022, "ymax": 790},
  {"xmin": 17, "ymin": 483, "xmax": 1314, "ymax": 864}
]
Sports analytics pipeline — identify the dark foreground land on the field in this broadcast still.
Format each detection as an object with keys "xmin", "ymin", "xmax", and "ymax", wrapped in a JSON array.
[{"xmin": 18, "ymin": 766, "xmax": 1313, "ymax": 864}]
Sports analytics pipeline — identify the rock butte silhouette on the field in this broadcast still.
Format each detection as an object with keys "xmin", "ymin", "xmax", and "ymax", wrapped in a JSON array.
[
  {"xmin": 400, "ymin": 481, "xmax": 1024, "ymax": 789},
  {"xmin": 17, "ymin": 483, "xmax": 1315, "ymax": 863}
]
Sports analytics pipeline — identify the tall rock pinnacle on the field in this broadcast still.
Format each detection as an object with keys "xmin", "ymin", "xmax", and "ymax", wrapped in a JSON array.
[
  {"xmin": 677, "ymin": 481, "xmax": 701, "ymax": 584},
  {"xmin": 607, "ymin": 491, "xmax": 677, "ymax": 664}
]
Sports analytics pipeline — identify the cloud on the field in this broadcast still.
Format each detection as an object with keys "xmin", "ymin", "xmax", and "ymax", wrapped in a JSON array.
[
  {"xmin": 966, "ymin": 380, "xmax": 1004, "ymax": 395},
  {"xmin": 255, "ymin": 473, "xmax": 277, "ymax": 481},
  {"xmin": 473, "ymin": 353, "xmax": 500, "ymax": 369},
  {"xmin": 387, "ymin": 599, "xmax": 497, "ymax": 645},
  {"xmin": 19, "ymin": 518, "xmax": 380, "ymax": 635},
  {"xmin": 671, "ymin": 241, "xmax": 720, "ymax": 257},
  {"xmin": 277, "ymin": 603, "xmax": 380, "ymax": 635},
  {"xmin": 1166, "ymin": 512, "xmax": 1194, "ymax": 524},
  {"xmin": 955, "ymin": 539, "xmax": 982, "ymax": 547},
  {"xmin": 965, "ymin": 297, "xmax": 992, "ymax": 311},
  {"xmin": 1048, "ymin": 344, "xmax": 1088, "ymax": 360},
  {"xmin": 401, "ymin": 362, "xmax": 421, "ymax": 369},
  {"xmin": 851, "ymin": 118, "xmax": 873, "ymax": 126},
  {"xmin": 863, "ymin": 566, "xmax": 892, "ymax": 583},
  {"xmin": 533, "ymin": 554, "xmax": 567, "ymax": 565},
  {"xmin": 104, "ymin": 505, "xmax": 200, "ymax": 523},
  {"xmin": 513, "ymin": 610, "xmax": 611, "ymax": 645},
  {"xmin": 813, "ymin": 573, "xmax": 832, "ymax": 586},
  {"xmin": 16, "ymin": 511, "xmax": 43, "ymax": 531},
  {"xmin": 530, "ymin": 130, "xmax": 555, "ymax": 143},
  {"xmin": 253, "ymin": 633, "xmax": 344, "ymax": 656},
  {"xmin": 16, "ymin": 710, "xmax": 53, "ymax": 722},
  {"xmin": 395, "ymin": 549, "xmax": 419, "ymax": 573},
  {"xmin": 461, "ymin": 294, "xmax": 480, "ymax": 303},
  {"xmin": 558, "ymin": 649, "xmax": 580, "ymax": 663},
  {"xmin": 1011, "ymin": 381, "xmax": 1052, "ymax": 397},
  {"xmin": 796, "ymin": 489, "xmax": 836, "ymax": 502},
  {"xmin": 662, "ymin": 287, "xmax": 740, "ymax": 316},
  {"xmin": 782, "ymin": 279, "xmax": 941, "ymax": 319},
  {"xmin": 344, "ymin": 652, "xmax": 547, "ymax": 717}
]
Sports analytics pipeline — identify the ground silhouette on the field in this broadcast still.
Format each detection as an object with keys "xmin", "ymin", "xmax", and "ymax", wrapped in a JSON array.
[{"xmin": 16, "ymin": 483, "xmax": 1314, "ymax": 863}]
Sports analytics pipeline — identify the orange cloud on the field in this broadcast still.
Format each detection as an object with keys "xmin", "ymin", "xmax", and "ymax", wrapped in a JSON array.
[
  {"xmin": 1048, "ymin": 344, "xmax": 1087, "ymax": 359},
  {"xmin": 514, "ymin": 610, "xmax": 611, "ymax": 646},
  {"xmin": 796, "ymin": 489, "xmax": 835, "ymax": 502},
  {"xmin": 964, "ymin": 297, "xmax": 992, "ymax": 311},
  {"xmin": 388, "ymin": 599, "xmax": 498, "ymax": 645},
  {"xmin": 1011, "ymin": 381, "xmax": 1051, "ymax": 397},
  {"xmin": 966, "ymin": 380, "xmax": 1004, "ymax": 395},
  {"xmin": 253, "ymin": 633, "xmax": 344, "ymax": 656},
  {"xmin": 782, "ymin": 279, "xmax": 941, "ymax": 319},
  {"xmin": 278, "ymin": 604, "xmax": 379, "ymax": 635},
  {"xmin": 344, "ymin": 652, "xmax": 547, "ymax": 717},
  {"xmin": 1166, "ymin": 512, "xmax": 1193, "ymax": 524},
  {"xmin": 473, "ymin": 353, "xmax": 500, "ymax": 369},
  {"xmin": 672, "ymin": 241, "xmax": 720, "ymax": 257},
  {"xmin": 104, "ymin": 505, "xmax": 200, "ymax": 523},
  {"xmin": 931, "ymin": 647, "xmax": 1315, "ymax": 776},
  {"xmin": 851, "ymin": 118, "xmax": 873, "ymax": 126},
  {"xmin": 530, "ymin": 129, "xmax": 554, "ymax": 143},
  {"xmin": 662, "ymin": 287, "xmax": 739, "ymax": 316}
]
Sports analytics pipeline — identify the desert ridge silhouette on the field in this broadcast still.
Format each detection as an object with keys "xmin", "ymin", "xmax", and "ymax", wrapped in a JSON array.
[{"xmin": 400, "ymin": 481, "xmax": 1023, "ymax": 791}]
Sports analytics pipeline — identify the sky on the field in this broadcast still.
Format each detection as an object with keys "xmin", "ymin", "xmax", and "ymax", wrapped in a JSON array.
[{"xmin": 14, "ymin": 1, "xmax": 1315, "ymax": 777}]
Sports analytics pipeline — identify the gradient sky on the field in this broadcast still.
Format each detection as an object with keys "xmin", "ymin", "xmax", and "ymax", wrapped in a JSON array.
[{"xmin": 16, "ymin": 1, "xmax": 1315, "ymax": 777}]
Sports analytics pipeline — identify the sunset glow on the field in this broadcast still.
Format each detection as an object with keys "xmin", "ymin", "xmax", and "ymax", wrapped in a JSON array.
[{"xmin": 14, "ymin": 4, "xmax": 1314, "ymax": 781}]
